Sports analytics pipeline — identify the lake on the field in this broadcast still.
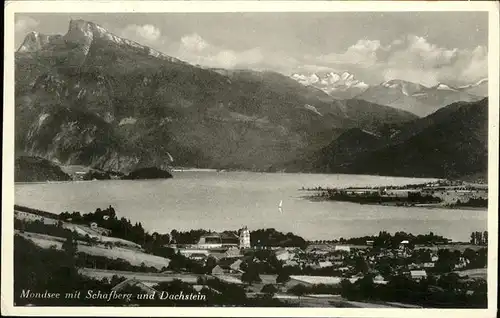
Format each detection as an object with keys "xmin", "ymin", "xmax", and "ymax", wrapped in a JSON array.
[{"xmin": 14, "ymin": 171, "xmax": 487, "ymax": 242}]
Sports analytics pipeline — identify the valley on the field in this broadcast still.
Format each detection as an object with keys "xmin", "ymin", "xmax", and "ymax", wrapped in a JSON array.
[{"xmin": 14, "ymin": 19, "xmax": 488, "ymax": 181}]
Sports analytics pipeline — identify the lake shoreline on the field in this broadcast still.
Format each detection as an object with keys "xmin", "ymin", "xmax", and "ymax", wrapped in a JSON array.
[
  {"xmin": 304, "ymin": 195, "xmax": 488, "ymax": 211},
  {"xmin": 14, "ymin": 172, "xmax": 487, "ymax": 243}
]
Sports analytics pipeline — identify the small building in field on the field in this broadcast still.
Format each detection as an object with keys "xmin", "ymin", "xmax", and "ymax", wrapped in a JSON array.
[
  {"xmin": 410, "ymin": 270, "xmax": 427, "ymax": 281},
  {"xmin": 189, "ymin": 253, "xmax": 208, "ymax": 262},
  {"xmin": 317, "ymin": 261, "xmax": 333, "ymax": 268}
]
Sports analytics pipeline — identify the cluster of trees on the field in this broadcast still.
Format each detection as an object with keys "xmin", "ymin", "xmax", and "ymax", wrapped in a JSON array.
[
  {"xmin": 250, "ymin": 228, "xmax": 307, "ymax": 249},
  {"xmin": 319, "ymin": 189, "xmax": 442, "ymax": 205},
  {"xmin": 200, "ymin": 278, "xmax": 289, "ymax": 307},
  {"xmin": 470, "ymin": 231, "xmax": 488, "ymax": 246},
  {"xmin": 58, "ymin": 206, "xmax": 172, "ymax": 249},
  {"xmin": 169, "ymin": 229, "xmax": 211, "ymax": 245},
  {"xmin": 15, "ymin": 219, "xmax": 70, "ymax": 238},
  {"xmin": 337, "ymin": 231, "xmax": 450, "ymax": 249},
  {"xmin": 339, "ymin": 273, "xmax": 486, "ymax": 308},
  {"xmin": 287, "ymin": 283, "xmax": 342, "ymax": 297},
  {"xmin": 371, "ymin": 246, "xmax": 487, "ymax": 278}
]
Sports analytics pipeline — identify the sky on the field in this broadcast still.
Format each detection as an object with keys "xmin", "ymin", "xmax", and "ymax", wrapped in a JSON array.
[{"xmin": 15, "ymin": 12, "xmax": 489, "ymax": 86}]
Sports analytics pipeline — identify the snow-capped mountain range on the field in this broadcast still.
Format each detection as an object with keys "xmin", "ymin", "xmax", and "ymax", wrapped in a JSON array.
[
  {"xmin": 290, "ymin": 72, "xmax": 488, "ymax": 116},
  {"xmin": 291, "ymin": 71, "xmax": 369, "ymax": 99}
]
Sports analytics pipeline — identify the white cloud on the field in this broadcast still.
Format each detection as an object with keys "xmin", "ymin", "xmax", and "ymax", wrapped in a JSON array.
[
  {"xmin": 121, "ymin": 24, "xmax": 162, "ymax": 43},
  {"xmin": 112, "ymin": 23, "xmax": 486, "ymax": 86},
  {"xmin": 180, "ymin": 33, "xmax": 209, "ymax": 52},
  {"xmin": 177, "ymin": 33, "xmax": 264, "ymax": 69},
  {"xmin": 307, "ymin": 35, "xmax": 487, "ymax": 86},
  {"xmin": 314, "ymin": 39, "xmax": 392, "ymax": 69},
  {"xmin": 458, "ymin": 45, "xmax": 488, "ymax": 83},
  {"xmin": 15, "ymin": 16, "xmax": 39, "ymax": 34},
  {"xmin": 382, "ymin": 35, "xmax": 486, "ymax": 85}
]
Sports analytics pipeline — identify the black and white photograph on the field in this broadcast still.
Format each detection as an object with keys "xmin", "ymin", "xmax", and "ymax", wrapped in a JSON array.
[{"xmin": 2, "ymin": 1, "xmax": 498, "ymax": 316}]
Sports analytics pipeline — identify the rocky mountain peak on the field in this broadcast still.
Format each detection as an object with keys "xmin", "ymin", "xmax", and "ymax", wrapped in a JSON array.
[
  {"xmin": 18, "ymin": 19, "xmax": 185, "ymax": 65},
  {"xmin": 17, "ymin": 31, "xmax": 63, "ymax": 53}
]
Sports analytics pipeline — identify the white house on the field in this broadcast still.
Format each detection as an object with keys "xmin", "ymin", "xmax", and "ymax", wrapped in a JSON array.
[
  {"xmin": 317, "ymin": 261, "xmax": 333, "ymax": 268},
  {"xmin": 410, "ymin": 270, "xmax": 427, "ymax": 281}
]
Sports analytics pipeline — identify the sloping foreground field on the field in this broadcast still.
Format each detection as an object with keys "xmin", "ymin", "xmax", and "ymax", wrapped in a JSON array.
[
  {"xmin": 78, "ymin": 267, "xmax": 199, "ymax": 284},
  {"xmin": 16, "ymin": 231, "xmax": 170, "ymax": 269}
]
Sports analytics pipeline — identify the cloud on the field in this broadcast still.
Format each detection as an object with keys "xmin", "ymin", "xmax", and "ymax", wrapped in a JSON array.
[
  {"xmin": 306, "ymin": 35, "xmax": 487, "ymax": 86},
  {"xmin": 180, "ymin": 33, "xmax": 209, "ymax": 52},
  {"xmin": 114, "ymin": 24, "xmax": 485, "ymax": 86},
  {"xmin": 120, "ymin": 24, "xmax": 162, "ymax": 43},
  {"xmin": 15, "ymin": 16, "xmax": 39, "ymax": 34},
  {"xmin": 314, "ymin": 39, "xmax": 389, "ymax": 69},
  {"xmin": 173, "ymin": 32, "xmax": 487, "ymax": 86},
  {"xmin": 382, "ymin": 35, "xmax": 486, "ymax": 85},
  {"xmin": 176, "ymin": 33, "xmax": 264, "ymax": 69}
]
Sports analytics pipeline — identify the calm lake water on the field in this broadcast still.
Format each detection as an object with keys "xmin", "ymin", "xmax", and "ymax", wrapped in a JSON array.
[{"xmin": 14, "ymin": 171, "xmax": 487, "ymax": 242}]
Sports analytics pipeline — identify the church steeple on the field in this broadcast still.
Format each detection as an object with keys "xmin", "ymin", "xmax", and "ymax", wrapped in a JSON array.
[{"xmin": 239, "ymin": 226, "xmax": 250, "ymax": 249}]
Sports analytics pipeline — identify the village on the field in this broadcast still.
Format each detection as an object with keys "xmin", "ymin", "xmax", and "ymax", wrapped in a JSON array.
[{"xmin": 14, "ymin": 204, "xmax": 487, "ymax": 307}]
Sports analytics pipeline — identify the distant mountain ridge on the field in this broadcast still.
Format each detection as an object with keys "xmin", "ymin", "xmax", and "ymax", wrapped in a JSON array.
[
  {"xmin": 15, "ymin": 19, "xmax": 416, "ymax": 174},
  {"xmin": 283, "ymin": 98, "xmax": 488, "ymax": 179},
  {"xmin": 290, "ymin": 72, "xmax": 487, "ymax": 117}
]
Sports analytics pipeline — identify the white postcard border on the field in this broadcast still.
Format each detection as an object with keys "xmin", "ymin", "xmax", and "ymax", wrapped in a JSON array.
[{"xmin": 2, "ymin": 1, "xmax": 499, "ymax": 317}]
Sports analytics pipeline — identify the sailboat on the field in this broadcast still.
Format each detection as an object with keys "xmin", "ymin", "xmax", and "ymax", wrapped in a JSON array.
[{"xmin": 278, "ymin": 200, "xmax": 283, "ymax": 214}]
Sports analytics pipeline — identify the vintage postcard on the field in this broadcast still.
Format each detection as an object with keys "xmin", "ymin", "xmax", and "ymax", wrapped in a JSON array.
[{"xmin": 2, "ymin": 1, "xmax": 499, "ymax": 317}]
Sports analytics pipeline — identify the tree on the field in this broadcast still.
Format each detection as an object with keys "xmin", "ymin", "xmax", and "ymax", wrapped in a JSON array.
[
  {"xmin": 241, "ymin": 263, "xmax": 262, "ymax": 285},
  {"xmin": 276, "ymin": 271, "xmax": 291, "ymax": 284},
  {"xmin": 476, "ymin": 232, "xmax": 483, "ymax": 246},
  {"xmin": 353, "ymin": 256, "xmax": 369, "ymax": 274},
  {"xmin": 288, "ymin": 283, "xmax": 308, "ymax": 304},
  {"xmin": 62, "ymin": 233, "xmax": 77, "ymax": 258},
  {"xmin": 482, "ymin": 231, "xmax": 488, "ymax": 246},
  {"xmin": 204, "ymin": 256, "xmax": 217, "ymax": 274},
  {"xmin": 470, "ymin": 232, "xmax": 476, "ymax": 245},
  {"xmin": 261, "ymin": 284, "xmax": 278, "ymax": 296}
]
